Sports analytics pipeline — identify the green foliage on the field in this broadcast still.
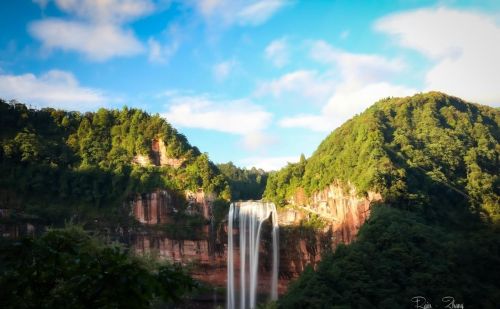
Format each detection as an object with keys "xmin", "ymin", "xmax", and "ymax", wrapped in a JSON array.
[
  {"xmin": 217, "ymin": 162, "xmax": 268, "ymax": 200},
  {"xmin": 264, "ymin": 92, "xmax": 500, "ymax": 221},
  {"xmin": 263, "ymin": 157, "xmax": 306, "ymax": 207},
  {"xmin": 276, "ymin": 92, "xmax": 500, "ymax": 308},
  {"xmin": 163, "ymin": 212, "xmax": 207, "ymax": 240},
  {"xmin": 0, "ymin": 226, "xmax": 196, "ymax": 308},
  {"xmin": 279, "ymin": 206, "xmax": 500, "ymax": 308},
  {"xmin": 0, "ymin": 99, "xmax": 230, "ymax": 224}
]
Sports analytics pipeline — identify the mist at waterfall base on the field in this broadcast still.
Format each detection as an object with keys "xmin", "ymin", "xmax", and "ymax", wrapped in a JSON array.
[{"xmin": 227, "ymin": 201, "xmax": 279, "ymax": 309}]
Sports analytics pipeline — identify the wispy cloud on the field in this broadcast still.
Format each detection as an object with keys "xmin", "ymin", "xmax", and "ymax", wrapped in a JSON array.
[
  {"xmin": 376, "ymin": 7, "xmax": 500, "ymax": 105},
  {"xmin": 212, "ymin": 59, "xmax": 237, "ymax": 82},
  {"xmin": 265, "ymin": 37, "xmax": 289, "ymax": 67},
  {"xmin": 277, "ymin": 41, "xmax": 415, "ymax": 132},
  {"xmin": 0, "ymin": 69, "xmax": 108, "ymax": 110},
  {"xmin": 147, "ymin": 23, "xmax": 182, "ymax": 64},
  {"xmin": 256, "ymin": 70, "xmax": 334, "ymax": 103},
  {"xmin": 29, "ymin": 0, "xmax": 156, "ymax": 61},
  {"xmin": 238, "ymin": 155, "xmax": 299, "ymax": 171},
  {"xmin": 310, "ymin": 40, "xmax": 405, "ymax": 83},
  {"xmin": 240, "ymin": 132, "xmax": 278, "ymax": 151},
  {"xmin": 192, "ymin": 0, "xmax": 290, "ymax": 26},
  {"xmin": 279, "ymin": 114, "xmax": 332, "ymax": 132},
  {"xmin": 162, "ymin": 93, "xmax": 274, "ymax": 150},
  {"xmin": 236, "ymin": 0, "xmax": 289, "ymax": 26}
]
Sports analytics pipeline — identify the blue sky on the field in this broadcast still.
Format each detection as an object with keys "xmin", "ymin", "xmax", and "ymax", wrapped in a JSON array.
[{"xmin": 1, "ymin": 0, "xmax": 499, "ymax": 170}]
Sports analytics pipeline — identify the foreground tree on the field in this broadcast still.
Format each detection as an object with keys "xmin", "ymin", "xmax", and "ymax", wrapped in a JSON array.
[{"xmin": 0, "ymin": 226, "xmax": 195, "ymax": 308}]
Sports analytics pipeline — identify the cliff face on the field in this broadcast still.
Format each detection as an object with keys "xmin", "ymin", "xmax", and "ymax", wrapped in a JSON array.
[
  {"xmin": 131, "ymin": 190, "xmax": 173, "ymax": 225},
  {"xmin": 130, "ymin": 182, "xmax": 380, "ymax": 292},
  {"xmin": 291, "ymin": 181, "xmax": 382, "ymax": 244},
  {"xmin": 131, "ymin": 188, "xmax": 215, "ymax": 225}
]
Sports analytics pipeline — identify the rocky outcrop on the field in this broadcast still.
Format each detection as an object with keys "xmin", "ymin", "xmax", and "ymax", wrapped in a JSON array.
[
  {"xmin": 133, "ymin": 138, "xmax": 184, "ymax": 168},
  {"xmin": 131, "ymin": 154, "xmax": 151, "ymax": 166},
  {"xmin": 151, "ymin": 138, "xmax": 185, "ymax": 168}
]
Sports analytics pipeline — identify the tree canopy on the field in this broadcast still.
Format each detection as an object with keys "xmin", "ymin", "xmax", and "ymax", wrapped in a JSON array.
[
  {"xmin": 0, "ymin": 226, "xmax": 196, "ymax": 308},
  {"xmin": 265, "ymin": 92, "xmax": 499, "ymax": 222},
  {"xmin": 275, "ymin": 92, "xmax": 500, "ymax": 308},
  {"xmin": 0, "ymin": 99, "xmax": 230, "ymax": 225}
]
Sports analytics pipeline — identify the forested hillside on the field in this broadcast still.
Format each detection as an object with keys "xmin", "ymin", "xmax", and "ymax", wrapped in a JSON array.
[
  {"xmin": 276, "ymin": 92, "xmax": 500, "ymax": 308},
  {"xmin": 265, "ymin": 92, "xmax": 499, "ymax": 222},
  {"xmin": 217, "ymin": 162, "xmax": 268, "ymax": 200},
  {"xmin": 0, "ymin": 99, "xmax": 230, "ymax": 225}
]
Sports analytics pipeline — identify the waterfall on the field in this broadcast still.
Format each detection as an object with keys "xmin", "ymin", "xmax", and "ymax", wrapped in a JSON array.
[{"xmin": 227, "ymin": 201, "xmax": 279, "ymax": 309}]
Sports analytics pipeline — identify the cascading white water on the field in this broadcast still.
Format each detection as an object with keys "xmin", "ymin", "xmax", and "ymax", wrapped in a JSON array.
[{"xmin": 227, "ymin": 201, "xmax": 279, "ymax": 309}]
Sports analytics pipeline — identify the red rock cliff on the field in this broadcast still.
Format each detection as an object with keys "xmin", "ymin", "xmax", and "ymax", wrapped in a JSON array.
[
  {"xmin": 131, "ymin": 190, "xmax": 172, "ymax": 225},
  {"xmin": 129, "ymin": 181, "xmax": 381, "ymax": 293},
  {"xmin": 289, "ymin": 181, "xmax": 381, "ymax": 244}
]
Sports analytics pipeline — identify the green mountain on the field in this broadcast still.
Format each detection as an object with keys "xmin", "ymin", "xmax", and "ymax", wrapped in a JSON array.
[
  {"xmin": 275, "ymin": 92, "xmax": 500, "ymax": 308},
  {"xmin": 0, "ymin": 99, "xmax": 230, "ymax": 226},
  {"xmin": 265, "ymin": 91, "xmax": 499, "ymax": 222}
]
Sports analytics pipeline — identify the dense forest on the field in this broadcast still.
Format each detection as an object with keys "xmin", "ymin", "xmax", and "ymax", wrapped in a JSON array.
[
  {"xmin": 275, "ymin": 92, "xmax": 500, "ymax": 307},
  {"xmin": 217, "ymin": 162, "xmax": 268, "ymax": 200},
  {"xmin": 0, "ymin": 226, "xmax": 196, "ymax": 308},
  {"xmin": 0, "ymin": 99, "xmax": 230, "ymax": 226},
  {"xmin": 265, "ymin": 92, "xmax": 499, "ymax": 221}
]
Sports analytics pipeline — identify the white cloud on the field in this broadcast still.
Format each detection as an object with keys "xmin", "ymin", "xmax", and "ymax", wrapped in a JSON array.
[
  {"xmin": 163, "ymin": 95, "xmax": 271, "ymax": 134},
  {"xmin": 30, "ymin": 19, "xmax": 144, "ymax": 61},
  {"xmin": 239, "ymin": 155, "xmax": 299, "ymax": 171},
  {"xmin": 193, "ymin": 0, "xmax": 290, "ymax": 26},
  {"xmin": 236, "ymin": 0, "xmax": 288, "ymax": 26},
  {"xmin": 276, "ymin": 41, "xmax": 415, "ymax": 132},
  {"xmin": 256, "ymin": 70, "xmax": 334, "ymax": 103},
  {"xmin": 376, "ymin": 7, "xmax": 500, "ymax": 105},
  {"xmin": 241, "ymin": 132, "xmax": 277, "ymax": 151},
  {"xmin": 162, "ymin": 94, "xmax": 274, "ymax": 150},
  {"xmin": 265, "ymin": 37, "xmax": 289, "ymax": 67},
  {"xmin": 0, "ymin": 70, "xmax": 107, "ymax": 111},
  {"xmin": 147, "ymin": 24, "xmax": 181, "ymax": 63},
  {"xmin": 279, "ymin": 114, "xmax": 331, "ymax": 132},
  {"xmin": 29, "ymin": 0, "xmax": 156, "ymax": 61},
  {"xmin": 279, "ymin": 81, "xmax": 416, "ymax": 133},
  {"xmin": 212, "ymin": 60, "xmax": 236, "ymax": 81},
  {"xmin": 53, "ymin": 0, "xmax": 155, "ymax": 23},
  {"xmin": 197, "ymin": 0, "xmax": 223, "ymax": 15},
  {"xmin": 324, "ymin": 81, "xmax": 415, "ymax": 124},
  {"xmin": 310, "ymin": 40, "xmax": 405, "ymax": 83}
]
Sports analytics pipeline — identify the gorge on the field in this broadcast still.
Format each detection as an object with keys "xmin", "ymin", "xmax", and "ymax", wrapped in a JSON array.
[
  {"xmin": 128, "ymin": 180, "xmax": 381, "ymax": 303},
  {"xmin": 1, "ymin": 92, "xmax": 499, "ymax": 308}
]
